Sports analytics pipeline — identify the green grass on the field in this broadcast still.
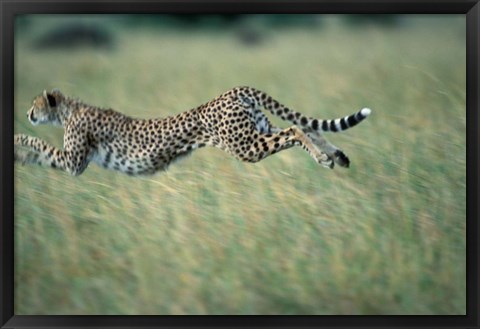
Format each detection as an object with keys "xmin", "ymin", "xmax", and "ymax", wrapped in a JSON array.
[{"xmin": 14, "ymin": 15, "xmax": 466, "ymax": 315}]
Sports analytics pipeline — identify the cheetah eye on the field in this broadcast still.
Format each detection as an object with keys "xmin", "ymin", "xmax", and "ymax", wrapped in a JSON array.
[{"xmin": 46, "ymin": 94, "xmax": 56, "ymax": 107}]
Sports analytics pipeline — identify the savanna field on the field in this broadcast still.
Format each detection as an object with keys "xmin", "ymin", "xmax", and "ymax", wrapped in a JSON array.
[{"xmin": 14, "ymin": 15, "xmax": 466, "ymax": 315}]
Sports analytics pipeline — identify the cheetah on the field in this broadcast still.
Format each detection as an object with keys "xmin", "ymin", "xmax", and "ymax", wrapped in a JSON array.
[{"xmin": 14, "ymin": 87, "xmax": 371, "ymax": 176}]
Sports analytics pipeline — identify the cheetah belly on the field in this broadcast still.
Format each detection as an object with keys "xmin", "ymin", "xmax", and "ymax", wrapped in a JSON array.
[{"xmin": 90, "ymin": 145, "xmax": 167, "ymax": 176}]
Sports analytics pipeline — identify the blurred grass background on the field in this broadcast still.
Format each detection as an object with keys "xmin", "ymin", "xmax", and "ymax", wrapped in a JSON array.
[{"xmin": 14, "ymin": 14, "xmax": 465, "ymax": 315}]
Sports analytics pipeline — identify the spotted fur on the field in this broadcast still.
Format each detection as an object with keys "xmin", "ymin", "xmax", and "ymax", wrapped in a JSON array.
[{"xmin": 14, "ymin": 87, "xmax": 371, "ymax": 176}]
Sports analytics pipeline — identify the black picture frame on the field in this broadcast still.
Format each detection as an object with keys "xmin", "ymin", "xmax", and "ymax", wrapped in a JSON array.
[{"xmin": 1, "ymin": 1, "xmax": 478, "ymax": 328}]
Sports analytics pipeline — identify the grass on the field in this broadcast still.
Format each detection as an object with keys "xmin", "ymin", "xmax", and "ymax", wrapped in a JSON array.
[{"xmin": 14, "ymin": 15, "xmax": 466, "ymax": 315}]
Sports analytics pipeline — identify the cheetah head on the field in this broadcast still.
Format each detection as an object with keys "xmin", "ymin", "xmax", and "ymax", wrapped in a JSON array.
[{"xmin": 27, "ymin": 89, "xmax": 64, "ymax": 126}]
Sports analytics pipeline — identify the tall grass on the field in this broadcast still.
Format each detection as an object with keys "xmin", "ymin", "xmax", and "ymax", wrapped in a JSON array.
[{"xmin": 14, "ymin": 15, "xmax": 465, "ymax": 314}]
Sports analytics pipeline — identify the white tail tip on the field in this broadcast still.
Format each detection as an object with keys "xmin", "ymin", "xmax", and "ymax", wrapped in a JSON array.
[{"xmin": 361, "ymin": 108, "xmax": 372, "ymax": 116}]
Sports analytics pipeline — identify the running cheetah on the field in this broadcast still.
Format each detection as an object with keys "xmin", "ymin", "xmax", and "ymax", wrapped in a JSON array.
[{"xmin": 14, "ymin": 87, "xmax": 371, "ymax": 176}]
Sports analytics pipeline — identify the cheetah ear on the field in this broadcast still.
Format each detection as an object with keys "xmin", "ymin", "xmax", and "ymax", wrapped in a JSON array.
[
  {"xmin": 51, "ymin": 88, "xmax": 62, "ymax": 96},
  {"xmin": 43, "ymin": 90, "xmax": 57, "ymax": 107},
  {"xmin": 50, "ymin": 88, "xmax": 64, "ymax": 102}
]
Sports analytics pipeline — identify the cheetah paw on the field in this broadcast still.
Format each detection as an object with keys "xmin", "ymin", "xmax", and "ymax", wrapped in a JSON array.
[
  {"xmin": 316, "ymin": 153, "xmax": 334, "ymax": 169},
  {"xmin": 334, "ymin": 150, "xmax": 350, "ymax": 168},
  {"xmin": 14, "ymin": 147, "xmax": 39, "ymax": 165},
  {"xmin": 14, "ymin": 134, "xmax": 28, "ymax": 146}
]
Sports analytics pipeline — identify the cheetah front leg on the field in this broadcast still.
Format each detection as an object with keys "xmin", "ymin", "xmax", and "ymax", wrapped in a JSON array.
[
  {"xmin": 15, "ymin": 134, "xmax": 65, "ymax": 169},
  {"xmin": 15, "ymin": 146, "xmax": 56, "ymax": 168},
  {"xmin": 14, "ymin": 134, "xmax": 89, "ymax": 176}
]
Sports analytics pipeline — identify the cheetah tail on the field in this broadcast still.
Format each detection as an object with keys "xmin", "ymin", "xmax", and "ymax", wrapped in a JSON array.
[
  {"xmin": 264, "ymin": 98, "xmax": 372, "ymax": 133},
  {"xmin": 314, "ymin": 108, "xmax": 372, "ymax": 132},
  {"xmin": 238, "ymin": 87, "xmax": 372, "ymax": 133}
]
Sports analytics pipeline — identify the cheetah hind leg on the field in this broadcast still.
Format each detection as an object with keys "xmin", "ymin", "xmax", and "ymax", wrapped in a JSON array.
[
  {"xmin": 306, "ymin": 131, "xmax": 350, "ymax": 168},
  {"xmin": 266, "ymin": 125, "xmax": 335, "ymax": 169},
  {"xmin": 271, "ymin": 126, "xmax": 335, "ymax": 168}
]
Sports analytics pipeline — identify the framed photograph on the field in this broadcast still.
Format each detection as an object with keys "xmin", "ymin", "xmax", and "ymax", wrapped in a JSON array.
[{"xmin": 1, "ymin": 1, "xmax": 478, "ymax": 328}]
